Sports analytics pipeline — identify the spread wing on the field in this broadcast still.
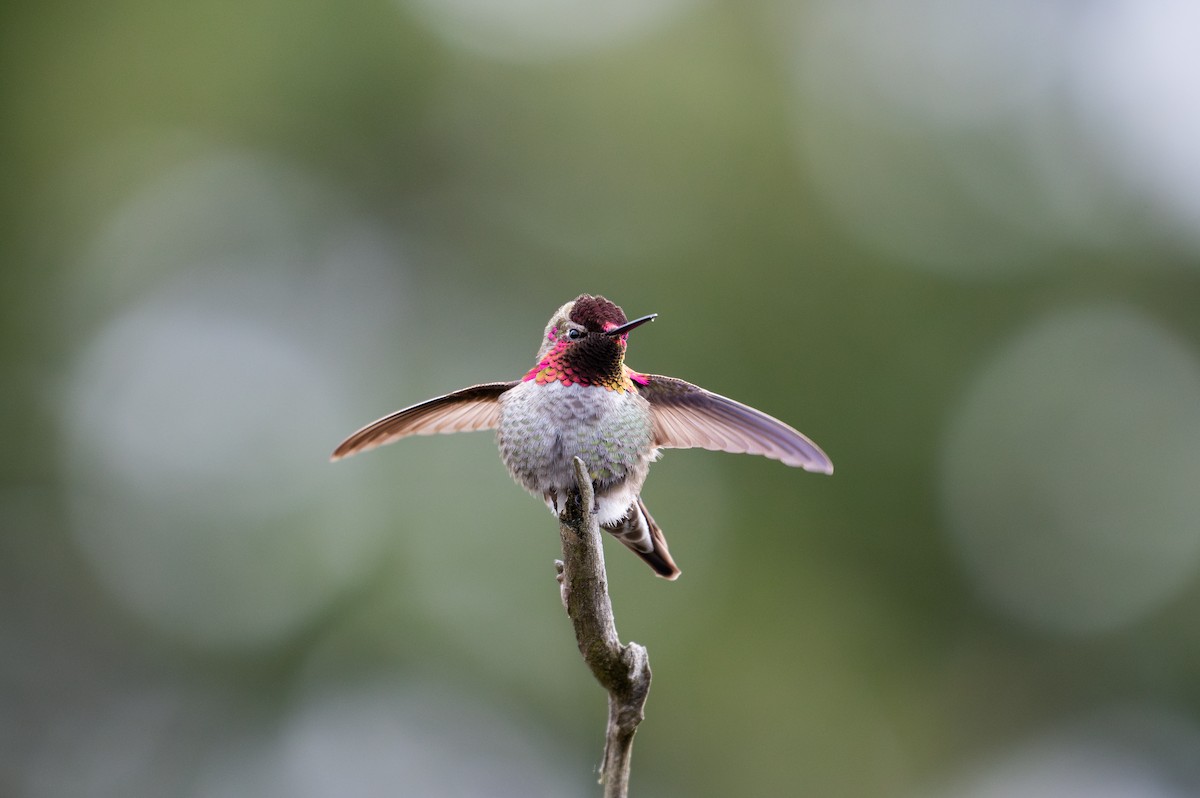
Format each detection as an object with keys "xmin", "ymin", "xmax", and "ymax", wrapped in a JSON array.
[
  {"xmin": 331, "ymin": 381, "xmax": 517, "ymax": 461},
  {"xmin": 637, "ymin": 374, "xmax": 833, "ymax": 474}
]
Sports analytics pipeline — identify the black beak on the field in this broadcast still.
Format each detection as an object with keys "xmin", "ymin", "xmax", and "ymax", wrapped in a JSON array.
[{"xmin": 604, "ymin": 313, "xmax": 657, "ymax": 336}]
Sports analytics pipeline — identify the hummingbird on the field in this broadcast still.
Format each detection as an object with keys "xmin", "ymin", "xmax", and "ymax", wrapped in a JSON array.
[{"xmin": 332, "ymin": 294, "xmax": 832, "ymax": 580}]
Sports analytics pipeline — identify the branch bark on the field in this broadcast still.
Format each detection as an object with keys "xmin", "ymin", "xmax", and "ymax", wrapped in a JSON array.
[{"xmin": 557, "ymin": 456, "xmax": 652, "ymax": 798}]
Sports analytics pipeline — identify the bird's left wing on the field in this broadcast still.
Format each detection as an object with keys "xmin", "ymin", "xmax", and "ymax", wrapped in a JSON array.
[
  {"xmin": 331, "ymin": 381, "xmax": 518, "ymax": 461},
  {"xmin": 637, "ymin": 374, "xmax": 833, "ymax": 474}
]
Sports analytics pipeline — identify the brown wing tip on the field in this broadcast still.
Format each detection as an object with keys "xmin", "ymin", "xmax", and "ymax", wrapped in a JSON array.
[{"xmin": 330, "ymin": 437, "xmax": 366, "ymax": 462}]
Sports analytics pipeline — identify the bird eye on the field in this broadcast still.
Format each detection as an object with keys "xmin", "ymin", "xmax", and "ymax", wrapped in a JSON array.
[{"xmin": 567, "ymin": 329, "xmax": 584, "ymax": 340}]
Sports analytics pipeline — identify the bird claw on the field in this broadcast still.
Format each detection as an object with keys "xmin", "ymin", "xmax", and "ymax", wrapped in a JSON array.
[
  {"xmin": 554, "ymin": 560, "xmax": 568, "ymax": 610},
  {"xmin": 548, "ymin": 488, "xmax": 559, "ymax": 514}
]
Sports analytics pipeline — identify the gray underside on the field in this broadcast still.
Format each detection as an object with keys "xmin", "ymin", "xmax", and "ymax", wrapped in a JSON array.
[{"xmin": 496, "ymin": 380, "xmax": 656, "ymax": 526}]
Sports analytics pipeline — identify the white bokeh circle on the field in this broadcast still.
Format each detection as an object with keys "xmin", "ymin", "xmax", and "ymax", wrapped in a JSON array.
[
  {"xmin": 63, "ymin": 289, "xmax": 388, "ymax": 649},
  {"xmin": 58, "ymin": 147, "xmax": 407, "ymax": 650},
  {"xmin": 940, "ymin": 305, "xmax": 1200, "ymax": 635}
]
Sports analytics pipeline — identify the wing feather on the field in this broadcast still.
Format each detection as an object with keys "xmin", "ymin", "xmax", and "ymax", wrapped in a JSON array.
[
  {"xmin": 331, "ymin": 381, "xmax": 517, "ymax": 461},
  {"xmin": 638, "ymin": 375, "xmax": 833, "ymax": 473}
]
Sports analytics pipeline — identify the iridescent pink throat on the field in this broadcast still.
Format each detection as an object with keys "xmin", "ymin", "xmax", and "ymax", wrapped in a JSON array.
[{"xmin": 522, "ymin": 336, "xmax": 650, "ymax": 393}]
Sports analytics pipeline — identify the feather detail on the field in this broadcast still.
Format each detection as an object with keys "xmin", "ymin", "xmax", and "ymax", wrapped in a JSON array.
[
  {"xmin": 331, "ymin": 381, "xmax": 517, "ymax": 461},
  {"xmin": 602, "ymin": 498, "xmax": 680, "ymax": 580},
  {"xmin": 637, "ymin": 374, "xmax": 833, "ymax": 474}
]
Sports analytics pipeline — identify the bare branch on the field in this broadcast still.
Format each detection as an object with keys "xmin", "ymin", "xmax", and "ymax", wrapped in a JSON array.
[{"xmin": 557, "ymin": 457, "xmax": 652, "ymax": 798}]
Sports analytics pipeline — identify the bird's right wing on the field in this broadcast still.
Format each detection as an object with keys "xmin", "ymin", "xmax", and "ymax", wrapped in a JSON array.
[
  {"xmin": 636, "ymin": 374, "xmax": 833, "ymax": 474},
  {"xmin": 331, "ymin": 381, "xmax": 517, "ymax": 461}
]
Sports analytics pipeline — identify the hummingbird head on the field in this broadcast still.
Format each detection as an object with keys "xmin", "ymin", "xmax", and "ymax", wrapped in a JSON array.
[{"xmin": 527, "ymin": 295, "xmax": 656, "ymax": 390}]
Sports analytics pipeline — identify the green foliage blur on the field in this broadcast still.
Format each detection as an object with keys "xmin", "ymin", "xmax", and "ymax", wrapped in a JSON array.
[{"xmin": 5, "ymin": 1, "xmax": 1200, "ymax": 796}]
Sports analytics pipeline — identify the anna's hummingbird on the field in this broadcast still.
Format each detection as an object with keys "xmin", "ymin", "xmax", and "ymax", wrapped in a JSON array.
[{"xmin": 332, "ymin": 294, "xmax": 832, "ymax": 580}]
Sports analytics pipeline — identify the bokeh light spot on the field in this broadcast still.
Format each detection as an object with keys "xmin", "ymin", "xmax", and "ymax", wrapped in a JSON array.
[
  {"xmin": 194, "ymin": 677, "xmax": 585, "ymax": 798},
  {"xmin": 403, "ymin": 0, "xmax": 697, "ymax": 61},
  {"xmin": 1071, "ymin": 0, "xmax": 1200, "ymax": 249},
  {"xmin": 781, "ymin": 0, "xmax": 1067, "ymax": 274},
  {"xmin": 63, "ymin": 288, "xmax": 387, "ymax": 649},
  {"xmin": 940, "ymin": 306, "xmax": 1200, "ymax": 635},
  {"xmin": 922, "ymin": 705, "xmax": 1200, "ymax": 798},
  {"xmin": 56, "ymin": 147, "xmax": 409, "ymax": 651}
]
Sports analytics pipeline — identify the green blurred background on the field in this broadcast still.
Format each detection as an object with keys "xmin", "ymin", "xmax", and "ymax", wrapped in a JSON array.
[{"xmin": 5, "ymin": 0, "xmax": 1200, "ymax": 795}]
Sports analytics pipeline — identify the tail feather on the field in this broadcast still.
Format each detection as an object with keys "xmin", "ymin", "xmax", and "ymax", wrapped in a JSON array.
[{"xmin": 602, "ymin": 498, "xmax": 681, "ymax": 580}]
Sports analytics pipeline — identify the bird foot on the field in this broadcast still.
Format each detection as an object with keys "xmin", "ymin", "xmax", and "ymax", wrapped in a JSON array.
[{"xmin": 554, "ymin": 560, "xmax": 568, "ymax": 611}]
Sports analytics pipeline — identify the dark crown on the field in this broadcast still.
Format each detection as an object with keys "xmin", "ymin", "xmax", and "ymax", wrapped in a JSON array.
[{"xmin": 569, "ymin": 295, "xmax": 627, "ymax": 332}]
